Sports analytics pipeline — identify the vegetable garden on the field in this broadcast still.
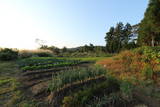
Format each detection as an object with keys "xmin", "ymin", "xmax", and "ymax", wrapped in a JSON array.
[{"xmin": 16, "ymin": 56, "xmax": 154, "ymax": 107}]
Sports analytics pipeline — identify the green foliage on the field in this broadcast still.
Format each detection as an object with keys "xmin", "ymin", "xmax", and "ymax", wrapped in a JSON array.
[
  {"xmin": 34, "ymin": 52, "xmax": 53, "ymax": 57},
  {"xmin": 106, "ymin": 76, "xmax": 120, "ymax": 90},
  {"xmin": 0, "ymin": 48, "xmax": 18, "ymax": 61},
  {"xmin": 62, "ymin": 77, "xmax": 120, "ymax": 107},
  {"xmin": 18, "ymin": 57, "xmax": 88, "ymax": 71},
  {"xmin": 87, "ymin": 93, "xmax": 125, "ymax": 107},
  {"xmin": 40, "ymin": 44, "xmax": 108, "ymax": 57},
  {"xmin": 21, "ymin": 61, "xmax": 80, "ymax": 71},
  {"xmin": 61, "ymin": 52, "xmax": 110, "ymax": 57},
  {"xmin": 62, "ymin": 46, "xmax": 67, "ymax": 53},
  {"xmin": 105, "ymin": 22, "xmax": 136, "ymax": 53},
  {"xmin": 39, "ymin": 45, "xmax": 60, "ymax": 55},
  {"xmin": 63, "ymin": 57, "xmax": 112, "ymax": 62},
  {"xmin": 0, "ymin": 78, "xmax": 13, "ymax": 86},
  {"xmin": 48, "ymin": 67, "xmax": 106, "ymax": 91},
  {"xmin": 133, "ymin": 46, "xmax": 160, "ymax": 63},
  {"xmin": 138, "ymin": 0, "xmax": 160, "ymax": 46},
  {"xmin": 18, "ymin": 57, "xmax": 63, "ymax": 67},
  {"xmin": 120, "ymin": 80, "xmax": 133, "ymax": 99},
  {"xmin": 142, "ymin": 64, "xmax": 154, "ymax": 79}
]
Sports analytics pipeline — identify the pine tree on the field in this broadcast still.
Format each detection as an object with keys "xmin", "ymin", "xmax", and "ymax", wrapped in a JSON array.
[
  {"xmin": 105, "ymin": 27, "xmax": 115, "ymax": 53},
  {"xmin": 105, "ymin": 22, "xmax": 134, "ymax": 53},
  {"xmin": 114, "ymin": 22, "xmax": 124, "ymax": 52},
  {"xmin": 138, "ymin": 0, "xmax": 160, "ymax": 46},
  {"xmin": 123, "ymin": 23, "xmax": 132, "ymax": 48}
]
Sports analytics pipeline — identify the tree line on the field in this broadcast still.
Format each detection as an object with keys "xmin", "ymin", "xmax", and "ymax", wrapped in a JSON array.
[
  {"xmin": 39, "ymin": 44, "xmax": 106, "ymax": 56},
  {"xmin": 138, "ymin": 0, "xmax": 160, "ymax": 47},
  {"xmin": 105, "ymin": 0, "xmax": 160, "ymax": 53},
  {"xmin": 105, "ymin": 22, "xmax": 137, "ymax": 53},
  {"xmin": 40, "ymin": 0, "xmax": 160, "ymax": 54}
]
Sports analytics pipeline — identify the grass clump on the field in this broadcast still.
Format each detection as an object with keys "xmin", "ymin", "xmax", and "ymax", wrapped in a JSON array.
[
  {"xmin": 62, "ymin": 76, "xmax": 120, "ymax": 107},
  {"xmin": 48, "ymin": 66, "xmax": 106, "ymax": 92}
]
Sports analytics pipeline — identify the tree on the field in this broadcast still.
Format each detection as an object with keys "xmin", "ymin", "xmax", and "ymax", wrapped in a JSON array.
[
  {"xmin": 122, "ymin": 23, "xmax": 132, "ymax": 48},
  {"xmin": 105, "ymin": 22, "xmax": 134, "ymax": 53},
  {"xmin": 39, "ymin": 45, "xmax": 49, "ymax": 50},
  {"xmin": 105, "ymin": 27, "xmax": 115, "ymax": 53},
  {"xmin": 62, "ymin": 46, "xmax": 67, "ymax": 53},
  {"xmin": 138, "ymin": 0, "xmax": 160, "ymax": 47},
  {"xmin": 89, "ymin": 43, "xmax": 94, "ymax": 52},
  {"xmin": 114, "ymin": 22, "xmax": 124, "ymax": 52}
]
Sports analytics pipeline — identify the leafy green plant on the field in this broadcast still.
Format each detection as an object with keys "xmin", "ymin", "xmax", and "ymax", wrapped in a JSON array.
[{"xmin": 18, "ymin": 57, "xmax": 86, "ymax": 71}]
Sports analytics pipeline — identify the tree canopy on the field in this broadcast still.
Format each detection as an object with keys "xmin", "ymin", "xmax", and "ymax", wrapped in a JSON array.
[
  {"xmin": 138, "ymin": 0, "xmax": 160, "ymax": 46},
  {"xmin": 105, "ymin": 22, "xmax": 136, "ymax": 53}
]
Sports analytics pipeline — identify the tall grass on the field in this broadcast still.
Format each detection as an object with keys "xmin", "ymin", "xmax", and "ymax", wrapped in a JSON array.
[
  {"xmin": 48, "ymin": 66, "xmax": 106, "ymax": 92},
  {"xmin": 62, "ymin": 77, "xmax": 120, "ymax": 107}
]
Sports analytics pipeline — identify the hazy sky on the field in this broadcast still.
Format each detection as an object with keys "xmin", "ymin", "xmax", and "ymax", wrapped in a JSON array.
[{"xmin": 0, "ymin": 0, "xmax": 148, "ymax": 49}]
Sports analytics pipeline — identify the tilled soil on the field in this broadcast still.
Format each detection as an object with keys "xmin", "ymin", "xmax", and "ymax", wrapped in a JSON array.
[{"xmin": 19, "ymin": 63, "xmax": 92, "ymax": 106}]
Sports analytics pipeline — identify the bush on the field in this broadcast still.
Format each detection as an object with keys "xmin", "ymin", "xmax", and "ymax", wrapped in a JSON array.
[{"xmin": 0, "ymin": 48, "xmax": 18, "ymax": 61}]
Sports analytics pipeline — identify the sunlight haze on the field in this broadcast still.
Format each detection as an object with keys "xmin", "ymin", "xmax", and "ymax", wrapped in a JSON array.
[{"xmin": 0, "ymin": 0, "xmax": 148, "ymax": 49}]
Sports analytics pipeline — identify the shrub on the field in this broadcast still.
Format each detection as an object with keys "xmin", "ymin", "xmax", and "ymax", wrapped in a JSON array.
[{"xmin": 0, "ymin": 48, "xmax": 18, "ymax": 61}]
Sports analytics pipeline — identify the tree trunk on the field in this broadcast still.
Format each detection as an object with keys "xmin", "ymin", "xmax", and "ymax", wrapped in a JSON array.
[{"xmin": 151, "ymin": 36, "xmax": 155, "ymax": 47}]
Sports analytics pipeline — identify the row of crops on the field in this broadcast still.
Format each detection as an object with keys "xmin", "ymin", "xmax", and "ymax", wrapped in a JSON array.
[
  {"xmin": 18, "ymin": 57, "xmax": 90, "ymax": 71},
  {"xmin": 46, "ymin": 67, "xmax": 106, "ymax": 106},
  {"xmin": 18, "ymin": 57, "xmax": 144, "ymax": 107},
  {"xmin": 46, "ymin": 66, "xmax": 148, "ymax": 107},
  {"xmin": 48, "ymin": 67, "xmax": 106, "ymax": 92}
]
